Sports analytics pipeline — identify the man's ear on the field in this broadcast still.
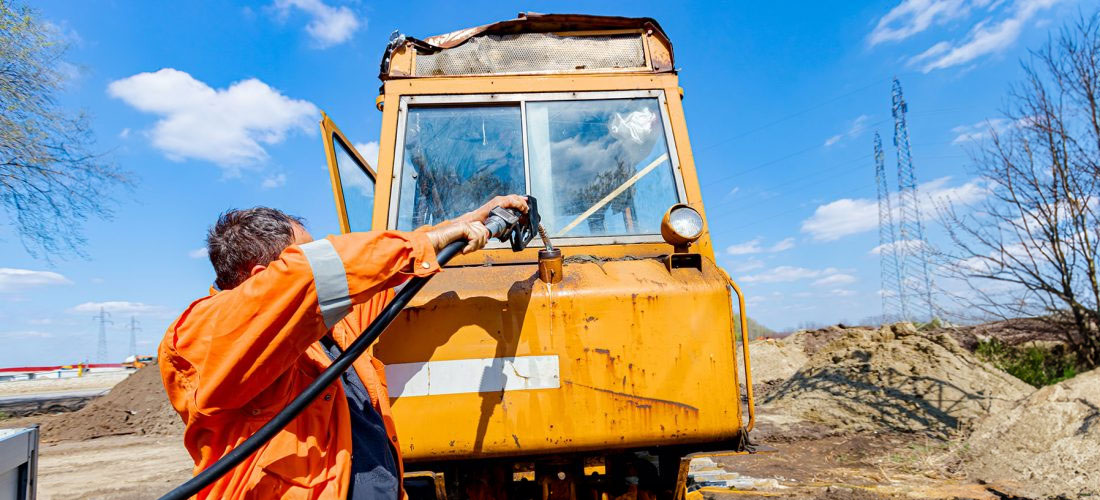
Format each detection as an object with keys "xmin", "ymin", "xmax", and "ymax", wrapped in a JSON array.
[{"xmin": 249, "ymin": 264, "xmax": 267, "ymax": 277}]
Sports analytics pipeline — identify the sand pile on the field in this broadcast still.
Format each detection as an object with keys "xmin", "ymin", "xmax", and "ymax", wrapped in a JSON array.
[
  {"xmin": 963, "ymin": 368, "xmax": 1100, "ymax": 499},
  {"xmin": 742, "ymin": 325, "xmax": 872, "ymax": 384},
  {"xmin": 762, "ymin": 323, "xmax": 1033, "ymax": 437},
  {"xmin": 741, "ymin": 336, "xmax": 809, "ymax": 385},
  {"xmin": 42, "ymin": 365, "xmax": 182, "ymax": 442}
]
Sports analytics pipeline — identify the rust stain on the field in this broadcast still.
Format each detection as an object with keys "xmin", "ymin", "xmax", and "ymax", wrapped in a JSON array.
[
  {"xmin": 593, "ymin": 348, "xmax": 611, "ymax": 355},
  {"xmin": 512, "ymin": 434, "xmax": 521, "ymax": 447},
  {"xmin": 563, "ymin": 380, "xmax": 699, "ymax": 413}
]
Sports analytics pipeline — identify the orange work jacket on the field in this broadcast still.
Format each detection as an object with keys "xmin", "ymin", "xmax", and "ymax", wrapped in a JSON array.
[{"xmin": 159, "ymin": 231, "xmax": 440, "ymax": 499}]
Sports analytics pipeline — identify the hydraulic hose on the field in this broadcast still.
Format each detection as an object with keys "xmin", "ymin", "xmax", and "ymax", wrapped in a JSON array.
[{"xmin": 158, "ymin": 220, "xmax": 502, "ymax": 500}]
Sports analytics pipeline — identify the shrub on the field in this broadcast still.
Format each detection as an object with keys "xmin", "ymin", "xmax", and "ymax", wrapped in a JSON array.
[{"xmin": 976, "ymin": 338, "xmax": 1079, "ymax": 387}]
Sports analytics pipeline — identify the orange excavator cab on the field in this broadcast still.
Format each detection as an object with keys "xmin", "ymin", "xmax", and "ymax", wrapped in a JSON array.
[{"xmin": 318, "ymin": 13, "xmax": 755, "ymax": 499}]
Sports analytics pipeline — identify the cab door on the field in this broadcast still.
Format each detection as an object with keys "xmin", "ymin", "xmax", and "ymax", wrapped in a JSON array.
[{"xmin": 320, "ymin": 112, "xmax": 376, "ymax": 233}]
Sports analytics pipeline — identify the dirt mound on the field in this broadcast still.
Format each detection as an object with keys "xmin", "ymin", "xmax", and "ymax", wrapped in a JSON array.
[
  {"xmin": 795, "ymin": 325, "xmax": 875, "ymax": 357},
  {"xmin": 744, "ymin": 326, "xmax": 877, "ymax": 401},
  {"xmin": 938, "ymin": 317, "xmax": 1068, "ymax": 351},
  {"xmin": 742, "ymin": 336, "xmax": 810, "ymax": 385},
  {"xmin": 41, "ymin": 365, "xmax": 182, "ymax": 442},
  {"xmin": 763, "ymin": 323, "xmax": 1032, "ymax": 437},
  {"xmin": 964, "ymin": 369, "xmax": 1100, "ymax": 499},
  {"xmin": 744, "ymin": 326, "xmax": 869, "ymax": 384}
]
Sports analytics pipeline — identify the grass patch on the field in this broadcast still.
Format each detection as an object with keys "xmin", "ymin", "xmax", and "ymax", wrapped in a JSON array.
[{"xmin": 976, "ymin": 338, "xmax": 1080, "ymax": 387}]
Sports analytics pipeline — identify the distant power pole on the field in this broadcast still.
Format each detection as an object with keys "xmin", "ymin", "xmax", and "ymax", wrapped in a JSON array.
[
  {"xmin": 92, "ymin": 307, "xmax": 113, "ymax": 363},
  {"xmin": 891, "ymin": 77, "xmax": 935, "ymax": 321},
  {"xmin": 128, "ymin": 316, "xmax": 141, "ymax": 358},
  {"xmin": 874, "ymin": 132, "xmax": 904, "ymax": 321}
]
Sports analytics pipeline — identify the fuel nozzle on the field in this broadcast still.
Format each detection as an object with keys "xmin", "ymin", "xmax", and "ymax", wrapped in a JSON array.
[
  {"xmin": 481, "ymin": 196, "xmax": 561, "ymax": 283},
  {"xmin": 484, "ymin": 196, "xmax": 542, "ymax": 252}
]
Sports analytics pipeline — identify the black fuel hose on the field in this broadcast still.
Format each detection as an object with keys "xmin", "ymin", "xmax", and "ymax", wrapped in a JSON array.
[{"xmin": 159, "ymin": 216, "xmax": 509, "ymax": 500}]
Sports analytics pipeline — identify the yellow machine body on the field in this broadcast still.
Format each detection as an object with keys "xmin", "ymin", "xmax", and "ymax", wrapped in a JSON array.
[{"xmin": 318, "ymin": 13, "xmax": 753, "ymax": 466}]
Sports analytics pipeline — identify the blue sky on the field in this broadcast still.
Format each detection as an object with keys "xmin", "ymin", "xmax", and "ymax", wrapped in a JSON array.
[{"xmin": 0, "ymin": 0, "xmax": 1086, "ymax": 366}]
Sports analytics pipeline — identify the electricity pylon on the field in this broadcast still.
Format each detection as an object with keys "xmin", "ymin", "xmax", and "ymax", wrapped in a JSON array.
[
  {"xmin": 92, "ymin": 307, "xmax": 113, "ymax": 363},
  {"xmin": 891, "ymin": 77, "xmax": 934, "ymax": 321},
  {"xmin": 874, "ymin": 132, "xmax": 904, "ymax": 321}
]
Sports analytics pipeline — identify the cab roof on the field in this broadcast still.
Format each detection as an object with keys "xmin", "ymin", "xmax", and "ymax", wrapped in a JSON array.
[{"xmin": 379, "ymin": 13, "xmax": 675, "ymax": 80}]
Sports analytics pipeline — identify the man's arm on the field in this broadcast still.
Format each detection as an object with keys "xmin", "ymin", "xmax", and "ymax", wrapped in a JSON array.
[
  {"xmin": 169, "ymin": 229, "xmax": 455, "ymax": 414},
  {"xmin": 340, "ymin": 194, "xmax": 530, "ymax": 336}
]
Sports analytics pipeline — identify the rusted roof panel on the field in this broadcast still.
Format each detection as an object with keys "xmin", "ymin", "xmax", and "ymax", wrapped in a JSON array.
[{"xmin": 380, "ymin": 12, "xmax": 674, "ymax": 80}]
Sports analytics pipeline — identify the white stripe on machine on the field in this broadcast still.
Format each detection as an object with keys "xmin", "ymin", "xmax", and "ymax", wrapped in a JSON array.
[{"xmin": 385, "ymin": 355, "xmax": 560, "ymax": 398}]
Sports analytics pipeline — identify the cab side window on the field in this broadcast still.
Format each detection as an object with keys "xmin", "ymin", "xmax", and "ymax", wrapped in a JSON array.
[{"xmin": 332, "ymin": 133, "xmax": 375, "ymax": 232}]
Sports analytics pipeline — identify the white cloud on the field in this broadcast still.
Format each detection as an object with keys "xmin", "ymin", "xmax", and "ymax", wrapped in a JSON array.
[
  {"xmin": 770, "ymin": 237, "xmax": 796, "ymax": 252},
  {"xmin": 813, "ymin": 273, "xmax": 857, "ymax": 287},
  {"xmin": 870, "ymin": 239, "xmax": 928, "ymax": 255},
  {"xmin": 909, "ymin": 0, "xmax": 1063, "ymax": 72},
  {"xmin": 108, "ymin": 68, "xmax": 318, "ymax": 171},
  {"xmin": 741, "ymin": 266, "xmax": 843, "ymax": 284},
  {"xmin": 118, "ymin": 128, "xmax": 130, "ymax": 139},
  {"xmin": 334, "ymin": 141, "xmax": 379, "ymax": 197},
  {"xmin": 0, "ymin": 268, "xmax": 72, "ymax": 292},
  {"xmin": 801, "ymin": 198, "xmax": 880, "ymax": 242},
  {"xmin": 830, "ymin": 288, "xmax": 858, "ymax": 297},
  {"xmin": 43, "ymin": 20, "xmax": 83, "ymax": 47},
  {"xmin": 868, "ymin": 0, "xmax": 978, "ymax": 46},
  {"xmin": 354, "ymin": 141, "xmax": 380, "ymax": 166},
  {"xmin": 188, "ymin": 247, "xmax": 209, "ymax": 259},
  {"xmin": 730, "ymin": 259, "xmax": 766, "ymax": 273},
  {"xmin": 801, "ymin": 177, "xmax": 988, "ymax": 241},
  {"xmin": 70, "ymin": 301, "xmax": 165, "ymax": 315},
  {"xmin": 261, "ymin": 173, "xmax": 287, "ymax": 189},
  {"xmin": 725, "ymin": 237, "xmax": 796, "ymax": 255},
  {"xmin": 0, "ymin": 330, "xmax": 54, "ymax": 339},
  {"xmin": 824, "ymin": 114, "xmax": 870, "ymax": 147},
  {"xmin": 726, "ymin": 238, "xmax": 764, "ymax": 255},
  {"xmin": 950, "ymin": 117, "xmax": 1036, "ymax": 144},
  {"xmin": 274, "ymin": 0, "xmax": 361, "ymax": 48}
]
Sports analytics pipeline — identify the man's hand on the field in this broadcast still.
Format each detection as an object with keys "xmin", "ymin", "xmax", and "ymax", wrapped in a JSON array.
[
  {"xmin": 456, "ymin": 194, "xmax": 529, "ymax": 225},
  {"xmin": 424, "ymin": 195, "xmax": 528, "ymax": 256},
  {"xmin": 425, "ymin": 220, "xmax": 491, "ymax": 255}
]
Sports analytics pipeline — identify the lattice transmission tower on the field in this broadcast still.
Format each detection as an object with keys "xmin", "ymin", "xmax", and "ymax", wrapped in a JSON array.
[
  {"xmin": 128, "ymin": 316, "xmax": 141, "ymax": 358},
  {"xmin": 874, "ymin": 132, "xmax": 904, "ymax": 321},
  {"xmin": 93, "ymin": 307, "xmax": 113, "ymax": 363},
  {"xmin": 891, "ymin": 78, "xmax": 934, "ymax": 321}
]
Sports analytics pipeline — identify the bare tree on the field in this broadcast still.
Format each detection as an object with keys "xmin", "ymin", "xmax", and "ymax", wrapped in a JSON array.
[
  {"xmin": 938, "ymin": 13, "xmax": 1100, "ymax": 367},
  {"xmin": 0, "ymin": 0, "xmax": 129, "ymax": 258}
]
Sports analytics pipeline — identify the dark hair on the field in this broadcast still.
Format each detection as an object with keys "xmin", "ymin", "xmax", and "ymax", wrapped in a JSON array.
[{"xmin": 207, "ymin": 207, "xmax": 305, "ymax": 290}]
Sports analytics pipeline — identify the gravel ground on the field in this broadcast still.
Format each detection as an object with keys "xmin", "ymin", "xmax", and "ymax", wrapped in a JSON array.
[{"xmin": 0, "ymin": 371, "xmax": 130, "ymax": 397}]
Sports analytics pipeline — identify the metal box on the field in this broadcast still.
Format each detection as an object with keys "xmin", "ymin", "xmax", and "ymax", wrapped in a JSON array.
[{"xmin": 0, "ymin": 427, "xmax": 38, "ymax": 500}]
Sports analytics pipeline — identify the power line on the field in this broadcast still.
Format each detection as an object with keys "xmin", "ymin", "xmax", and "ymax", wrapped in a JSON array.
[
  {"xmin": 707, "ymin": 151, "xmax": 963, "ymax": 215},
  {"xmin": 698, "ymin": 108, "xmax": 975, "ymax": 193},
  {"xmin": 697, "ymin": 78, "xmax": 886, "ymax": 151}
]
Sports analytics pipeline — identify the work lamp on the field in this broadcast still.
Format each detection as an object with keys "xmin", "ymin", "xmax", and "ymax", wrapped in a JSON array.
[{"xmin": 661, "ymin": 204, "xmax": 704, "ymax": 252}]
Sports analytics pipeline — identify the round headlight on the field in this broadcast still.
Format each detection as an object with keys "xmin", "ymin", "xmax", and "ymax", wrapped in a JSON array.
[{"xmin": 661, "ymin": 204, "xmax": 704, "ymax": 248}]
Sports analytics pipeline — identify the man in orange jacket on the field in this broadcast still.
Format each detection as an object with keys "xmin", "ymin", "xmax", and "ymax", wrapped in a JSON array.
[{"xmin": 159, "ymin": 195, "xmax": 528, "ymax": 499}]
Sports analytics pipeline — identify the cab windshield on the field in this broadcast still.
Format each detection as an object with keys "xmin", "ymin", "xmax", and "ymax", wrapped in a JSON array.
[{"xmin": 393, "ymin": 92, "xmax": 681, "ymax": 241}]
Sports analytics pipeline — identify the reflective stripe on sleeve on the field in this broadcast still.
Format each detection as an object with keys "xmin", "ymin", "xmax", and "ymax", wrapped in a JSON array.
[{"xmin": 299, "ymin": 239, "xmax": 352, "ymax": 329}]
